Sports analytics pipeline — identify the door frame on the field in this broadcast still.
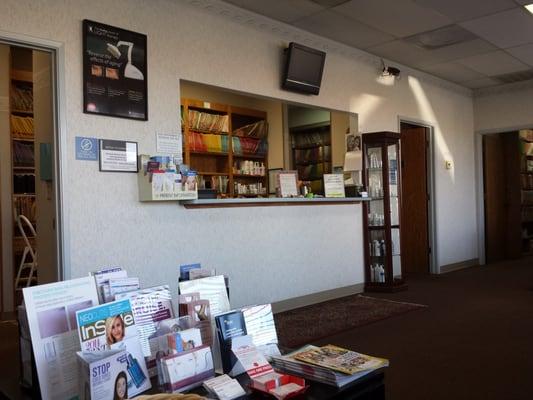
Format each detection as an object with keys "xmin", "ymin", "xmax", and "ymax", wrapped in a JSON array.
[
  {"xmin": 0, "ymin": 30, "xmax": 68, "ymax": 311},
  {"xmin": 397, "ymin": 116, "xmax": 438, "ymax": 274}
]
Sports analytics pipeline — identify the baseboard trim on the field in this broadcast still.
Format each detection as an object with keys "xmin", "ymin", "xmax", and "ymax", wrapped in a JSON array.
[
  {"xmin": 440, "ymin": 258, "xmax": 479, "ymax": 274},
  {"xmin": 272, "ymin": 283, "xmax": 365, "ymax": 314}
]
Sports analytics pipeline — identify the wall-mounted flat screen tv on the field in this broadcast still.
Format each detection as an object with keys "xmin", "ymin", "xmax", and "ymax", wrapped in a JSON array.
[{"xmin": 282, "ymin": 42, "xmax": 326, "ymax": 95}]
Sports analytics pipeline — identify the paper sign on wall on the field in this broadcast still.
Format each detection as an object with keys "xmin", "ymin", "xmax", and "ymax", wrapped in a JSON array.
[{"xmin": 76, "ymin": 136, "xmax": 98, "ymax": 161}]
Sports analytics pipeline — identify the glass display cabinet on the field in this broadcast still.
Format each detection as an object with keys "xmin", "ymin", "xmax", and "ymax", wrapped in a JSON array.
[{"xmin": 362, "ymin": 131, "xmax": 407, "ymax": 292}]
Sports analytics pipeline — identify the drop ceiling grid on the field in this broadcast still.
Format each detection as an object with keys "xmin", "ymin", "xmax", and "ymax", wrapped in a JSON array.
[{"xmin": 219, "ymin": 0, "xmax": 533, "ymax": 88}]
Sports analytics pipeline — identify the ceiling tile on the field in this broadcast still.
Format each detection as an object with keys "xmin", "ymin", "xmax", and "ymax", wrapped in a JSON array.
[
  {"xmin": 506, "ymin": 43, "xmax": 533, "ymax": 66},
  {"xmin": 368, "ymin": 40, "xmax": 437, "ymax": 68},
  {"xmin": 221, "ymin": 0, "xmax": 324, "ymax": 23},
  {"xmin": 368, "ymin": 38, "xmax": 496, "ymax": 69},
  {"xmin": 514, "ymin": 0, "xmax": 533, "ymax": 5},
  {"xmin": 422, "ymin": 62, "xmax": 487, "ymax": 82},
  {"xmin": 333, "ymin": 0, "xmax": 452, "ymax": 37},
  {"xmin": 294, "ymin": 10, "xmax": 395, "ymax": 49},
  {"xmin": 461, "ymin": 77, "xmax": 501, "ymax": 88},
  {"xmin": 310, "ymin": 0, "xmax": 351, "ymax": 6},
  {"xmin": 414, "ymin": 0, "xmax": 517, "ymax": 22},
  {"xmin": 456, "ymin": 50, "xmax": 530, "ymax": 76},
  {"xmin": 460, "ymin": 8, "xmax": 533, "ymax": 48},
  {"xmin": 418, "ymin": 38, "xmax": 497, "ymax": 66}
]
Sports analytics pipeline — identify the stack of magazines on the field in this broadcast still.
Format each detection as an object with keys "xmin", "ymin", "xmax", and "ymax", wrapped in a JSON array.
[{"xmin": 270, "ymin": 344, "xmax": 388, "ymax": 388}]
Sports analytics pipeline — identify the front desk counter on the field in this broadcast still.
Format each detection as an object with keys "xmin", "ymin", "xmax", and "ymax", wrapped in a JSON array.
[{"xmin": 181, "ymin": 197, "xmax": 371, "ymax": 208}]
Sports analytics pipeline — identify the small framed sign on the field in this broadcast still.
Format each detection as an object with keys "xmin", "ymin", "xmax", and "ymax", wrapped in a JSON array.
[
  {"xmin": 99, "ymin": 139, "xmax": 138, "ymax": 172},
  {"xmin": 323, "ymin": 174, "xmax": 345, "ymax": 198},
  {"xmin": 277, "ymin": 170, "xmax": 298, "ymax": 198},
  {"xmin": 83, "ymin": 20, "xmax": 148, "ymax": 120}
]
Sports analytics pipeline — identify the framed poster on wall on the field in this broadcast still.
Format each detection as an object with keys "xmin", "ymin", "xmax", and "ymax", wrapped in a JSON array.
[{"xmin": 83, "ymin": 19, "xmax": 148, "ymax": 120}]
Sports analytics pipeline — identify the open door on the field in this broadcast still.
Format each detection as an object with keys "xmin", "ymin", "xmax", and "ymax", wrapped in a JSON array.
[{"xmin": 400, "ymin": 122, "xmax": 430, "ymax": 274}]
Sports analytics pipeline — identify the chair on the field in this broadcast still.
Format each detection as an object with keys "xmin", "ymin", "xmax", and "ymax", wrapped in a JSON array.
[{"xmin": 14, "ymin": 214, "xmax": 37, "ymax": 289}]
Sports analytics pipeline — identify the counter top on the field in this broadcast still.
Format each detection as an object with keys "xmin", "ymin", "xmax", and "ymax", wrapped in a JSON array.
[{"xmin": 181, "ymin": 196, "xmax": 371, "ymax": 208}]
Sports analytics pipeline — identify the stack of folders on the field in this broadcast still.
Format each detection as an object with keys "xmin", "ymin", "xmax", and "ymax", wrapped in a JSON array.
[{"xmin": 270, "ymin": 345, "xmax": 388, "ymax": 388}]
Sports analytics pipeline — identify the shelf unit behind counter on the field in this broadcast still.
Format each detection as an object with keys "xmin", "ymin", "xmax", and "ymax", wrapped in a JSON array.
[{"xmin": 181, "ymin": 98, "xmax": 269, "ymax": 198}]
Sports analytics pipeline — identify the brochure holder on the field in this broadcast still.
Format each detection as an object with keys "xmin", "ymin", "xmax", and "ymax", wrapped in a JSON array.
[{"xmin": 138, "ymin": 154, "xmax": 198, "ymax": 201}]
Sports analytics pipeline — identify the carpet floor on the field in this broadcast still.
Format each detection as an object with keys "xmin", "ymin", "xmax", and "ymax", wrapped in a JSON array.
[{"xmin": 275, "ymin": 294, "xmax": 427, "ymax": 348}]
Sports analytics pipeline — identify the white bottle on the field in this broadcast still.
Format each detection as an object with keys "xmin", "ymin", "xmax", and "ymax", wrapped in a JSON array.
[{"xmin": 378, "ymin": 265, "xmax": 385, "ymax": 283}]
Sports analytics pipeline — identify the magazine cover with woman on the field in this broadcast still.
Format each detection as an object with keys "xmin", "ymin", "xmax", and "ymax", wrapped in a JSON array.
[{"xmin": 75, "ymin": 298, "xmax": 152, "ymax": 396}]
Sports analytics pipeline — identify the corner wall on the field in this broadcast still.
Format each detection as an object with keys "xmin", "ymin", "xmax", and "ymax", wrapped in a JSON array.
[{"xmin": 0, "ymin": 0, "xmax": 477, "ymax": 308}]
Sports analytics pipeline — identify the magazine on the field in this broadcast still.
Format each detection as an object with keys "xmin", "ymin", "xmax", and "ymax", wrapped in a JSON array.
[
  {"xmin": 293, "ymin": 344, "xmax": 388, "ymax": 375},
  {"xmin": 75, "ymin": 298, "xmax": 151, "ymax": 396},
  {"xmin": 22, "ymin": 277, "xmax": 99, "ymax": 400},
  {"xmin": 115, "ymin": 285, "xmax": 174, "ymax": 358}
]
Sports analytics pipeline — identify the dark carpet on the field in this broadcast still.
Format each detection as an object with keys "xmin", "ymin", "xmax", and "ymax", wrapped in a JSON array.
[{"xmin": 275, "ymin": 294, "xmax": 427, "ymax": 348}]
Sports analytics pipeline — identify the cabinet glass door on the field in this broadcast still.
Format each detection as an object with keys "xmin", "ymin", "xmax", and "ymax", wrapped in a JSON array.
[
  {"xmin": 388, "ymin": 143, "xmax": 402, "ymax": 281},
  {"xmin": 366, "ymin": 145, "xmax": 387, "ymax": 283}
]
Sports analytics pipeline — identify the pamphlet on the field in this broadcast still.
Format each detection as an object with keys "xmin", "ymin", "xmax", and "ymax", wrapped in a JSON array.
[
  {"xmin": 108, "ymin": 277, "xmax": 140, "ymax": 301},
  {"xmin": 22, "ymin": 277, "xmax": 99, "ymax": 400},
  {"xmin": 91, "ymin": 267, "xmax": 127, "ymax": 303},
  {"xmin": 293, "ymin": 344, "xmax": 388, "ymax": 375},
  {"xmin": 115, "ymin": 285, "xmax": 174, "ymax": 358},
  {"xmin": 203, "ymin": 374, "xmax": 246, "ymax": 400},
  {"xmin": 179, "ymin": 275, "xmax": 230, "ymax": 316},
  {"xmin": 75, "ymin": 298, "xmax": 151, "ymax": 396},
  {"xmin": 179, "ymin": 263, "xmax": 201, "ymax": 281},
  {"xmin": 77, "ymin": 349, "xmax": 129, "ymax": 400},
  {"xmin": 242, "ymin": 304, "xmax": 280, "ymax": 357},
  {"xmin": 215, "ymin": 310, "xmax": 247, "ymax": 376},
  {"xmin": 160, "ymin": 345, "xmax": 215, "ymax": 392}
]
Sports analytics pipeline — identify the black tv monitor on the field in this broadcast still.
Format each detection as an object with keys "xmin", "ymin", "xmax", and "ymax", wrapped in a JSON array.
[{"xmin": 282, "ymin": 42, "xmax": 326, "ymax": 95}]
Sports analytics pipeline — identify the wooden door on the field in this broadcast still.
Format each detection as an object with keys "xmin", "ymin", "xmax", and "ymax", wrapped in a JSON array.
[
  {"xmin": 400, "ymin": 123, "xmax": 429, "ymax": 274},
  {"xmin": 483, "ymin": 132, "xmax": 522, "ymax": 263}
]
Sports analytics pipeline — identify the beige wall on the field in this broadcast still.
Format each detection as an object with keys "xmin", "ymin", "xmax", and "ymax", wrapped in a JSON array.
[{"xmin": 0, "ymin": 0, "xmax": 478, "ymax": 308}]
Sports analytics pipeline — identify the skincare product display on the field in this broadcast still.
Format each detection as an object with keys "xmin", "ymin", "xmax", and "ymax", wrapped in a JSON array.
[
  {"xmin": 138, "ymin": 154, "xmax": 198, "ymax": 201},
  {"xmin": 233, "ymin": 160, "xmax": 265, "ymax": 176},
  {"xmin": 234, "ymin": 182, "xmax": 266, "ymax": 196}
]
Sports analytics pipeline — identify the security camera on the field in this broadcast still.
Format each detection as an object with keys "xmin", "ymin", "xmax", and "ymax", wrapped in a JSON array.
[{"xmin": 380, "ymin": 59, "xmax": 401, "ymax": 78}]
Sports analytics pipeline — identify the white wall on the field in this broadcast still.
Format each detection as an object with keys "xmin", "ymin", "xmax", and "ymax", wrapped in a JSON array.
[
  {"xmin": 474, "ymin": 85, "xmax": 533, "ymax": 133},
  {"xmin": 0, "ymin": 0, "xmax": 478, "ymax": 308}
]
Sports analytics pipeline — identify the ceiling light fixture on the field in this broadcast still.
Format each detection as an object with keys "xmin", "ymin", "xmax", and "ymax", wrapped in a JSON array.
[{"xmin": 524, "ymin": 3, "xmax": 533, "ymax": 14}]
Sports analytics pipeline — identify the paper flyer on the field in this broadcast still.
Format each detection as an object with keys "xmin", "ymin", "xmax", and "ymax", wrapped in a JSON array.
[
  {"xmin": 76, "ymin": 298, "xmax": 151, "ymax": 396},
  {"xmin": 22, "ymin": 277, "xmax": 99, "ymax": 400}
]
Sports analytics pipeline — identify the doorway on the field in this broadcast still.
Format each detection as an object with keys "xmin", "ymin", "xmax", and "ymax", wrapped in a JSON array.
[
  {"xmin": 399, "ymin": 122, "xmax": 431, "ymax": 274},
  {"xmin": 0, "ymin": 43, "xmax": 59, "ymax": 316}
]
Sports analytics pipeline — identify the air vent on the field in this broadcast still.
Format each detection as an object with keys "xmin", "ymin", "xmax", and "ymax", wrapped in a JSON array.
[
  {"xmin": 493, "ymin": 69, "xmax": 533, "ymax": 84},
  {"xmin": 404, "ymin": 25, "xmax": 477, "ymax": 50}
]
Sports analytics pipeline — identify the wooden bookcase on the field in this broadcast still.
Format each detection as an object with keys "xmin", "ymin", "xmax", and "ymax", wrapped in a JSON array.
[
  {"xmin": 9, "ymin": 48, "xmax": 37, "ymax": 294},
  {"xmin": 181, "ymin": 98, "xmax": 268, "ymax": 198},
  {"xmin": 290, "ymin": 122, "xmax": 331, "ymax": 195}
]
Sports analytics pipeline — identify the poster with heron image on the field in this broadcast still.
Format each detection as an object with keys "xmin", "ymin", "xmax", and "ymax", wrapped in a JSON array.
[{"xmin": 83, "ymin": 19, "xmax": 147, "ymax": 120}]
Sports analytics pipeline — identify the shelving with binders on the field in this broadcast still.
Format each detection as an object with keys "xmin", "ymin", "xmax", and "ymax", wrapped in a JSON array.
[{"xmin": 181, "ymin": 98, "xmax": 269, "ymax": 197}]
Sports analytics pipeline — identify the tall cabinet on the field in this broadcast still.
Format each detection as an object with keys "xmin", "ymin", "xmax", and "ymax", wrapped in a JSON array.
[{"xmin": 362, "ymin": 132, "xmax": 406, "ymax": 292}]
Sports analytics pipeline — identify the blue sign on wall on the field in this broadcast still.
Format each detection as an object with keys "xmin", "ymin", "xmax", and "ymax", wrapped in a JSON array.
[{"xmin": 75, "ymin": 136, "xmax": 98, "ymax": 161}]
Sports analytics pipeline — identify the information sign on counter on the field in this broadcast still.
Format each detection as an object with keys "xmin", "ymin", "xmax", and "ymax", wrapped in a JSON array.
[
  {"xmin": 156, "ymin": 132, "xmax": 182, "ymax": 162},
  {"xmin": 99, "ymin": 139, "xmax": 138, "ymax": 172},
  {"xmin": 324, "ymin": 174, "xmax": 346, "ymax": 198},
  {"xmin": 278, "ymin": 171, "xmax": 298, "ymax": 198}
]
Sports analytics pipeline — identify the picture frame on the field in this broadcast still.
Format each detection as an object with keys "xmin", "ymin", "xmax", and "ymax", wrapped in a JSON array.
[
  {"xmin": 83, "ymin": 19, "xmax": 148, "ymax": 121},
  {"xmin": 268, "ymin": 168, "xmax": 283, "ymax": 194},
  {"xmin": 277, "ymin": 170, "xmax": 299, "ymax": 198},
  {"xmin": 99, "ymin": 139, "xmax": 139, "ymax": 172}
]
